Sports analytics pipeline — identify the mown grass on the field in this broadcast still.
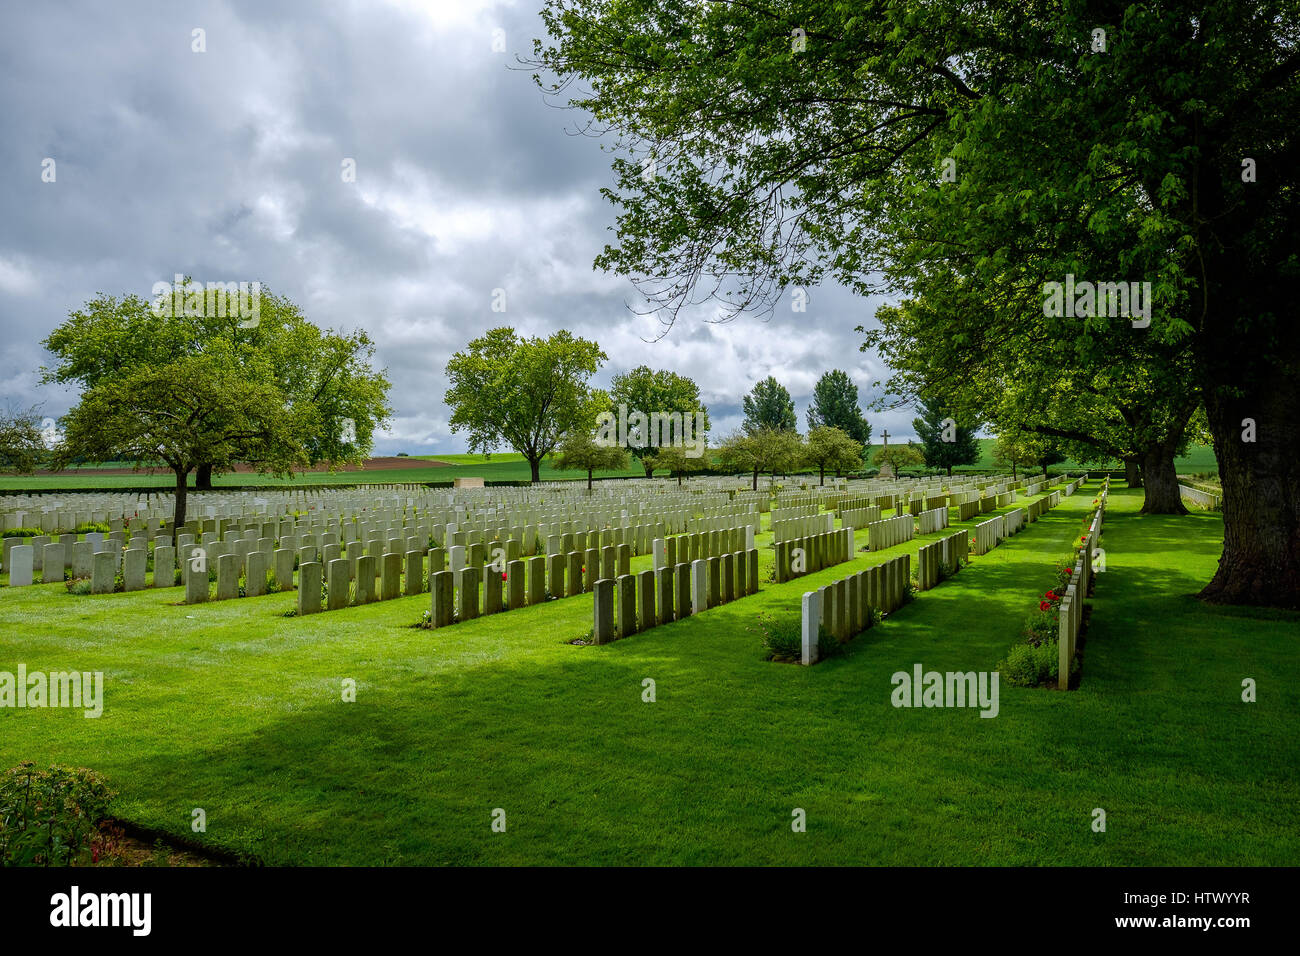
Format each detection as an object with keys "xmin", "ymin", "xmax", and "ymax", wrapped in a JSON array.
[
  {"xmin": 0, "ymin": 481, "xmax": 1292, "ymax": 865},
  {"xmin": 0, "ymin": 442, "xmax": 1219, "ymax": 491}
]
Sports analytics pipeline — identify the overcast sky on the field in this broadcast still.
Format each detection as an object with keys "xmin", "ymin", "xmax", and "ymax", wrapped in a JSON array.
[{"xmin": 0, "ymin": 0, "xmax": 921, "ymax": 455}]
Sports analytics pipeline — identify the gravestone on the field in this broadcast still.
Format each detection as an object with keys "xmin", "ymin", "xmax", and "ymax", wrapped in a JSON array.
[
  {"xmin": 91, "ymin": 552, "xmax": 116, "ymax": 595},
  {"xmin": 215, "ymin": 554, "xmax": 239, "ymax": 600},
  {"xmin": 430, "ymin": 570, "xmax": 454, "ymax": 626},
  {"xmin": 404, "ymin": 551, "xmax": 423, "ymax": 597},
  {"xmin": 71, "ymin": 541, "xmax": 95, "ymax": 579},
  {"xmin": 506, "ymin": 559, "xmax": 525, "ymax": 610},
  {"xmin": 380, "ymin": 552, "xmax": 402, "ymax": 601},
  {"xmin": 245, "ymin": 550, "xmax": 268, "ymax": 597},
  {"xmin": 655, "ymin": 568, "xmax": 673, "ymax": 625},
  {"xmin": 593, "ymin": 579, "xmax": 615, "ymax": 644},
  {"xmin": 526, "ymin": 555, "xmax": 545, "ymax": 605},
  {"xmin": 801, "ymin": 591, "xmax": 821, "ymax": 665},
  {"xmin": 297, "ymin": 562, "xmax": 323, "ymax": 615},
  {"xmin": 327, "ymin": 559, "xmax": 350, "ymax": 610},
  {"xmin": 482, "ymin": 566, "xmax": 503, "ymax": 614},
  {"xmin": 616, "ymin": 574, "xmax": 636, "ymax": 637},
  {"xmin": 690, "ymin": 560, "xmax": 707, "ymax": 615},
  {"xmin": 9, "ymin": 545, "xmax": 35, "ymax": 587},
  {"xmin": 355, "ymin": 556, "xmax": 377, "ymax": 604},
  {"xmin": 122, "ymin": 548, "xmax": 147, "ymax": 591},
  {"xmin": 457, "ymin": 567, "xmax": 479, "ymax": 620},
  {"xmin": 637, "ymin": 569, "xmax": 655, "ymax": 632},
  {"xmin": 42, "ymin": 543, "xmax": 66, "ymax": 583}
]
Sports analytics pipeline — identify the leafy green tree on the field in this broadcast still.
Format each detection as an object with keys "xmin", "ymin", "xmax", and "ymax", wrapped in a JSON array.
[
  {"xmin": 718, "ymin": 428, "xmax": 804, "ymax": 490},
  {"xmin": 646, "ymin": 444, "xmax": 706, "ymax": 486},
  {"xmin": 806, "ymin": 371, "xmax": 871, "ymax": 445},
  {"xmin": 992, "ymin": 434, "xmax": 1036, "ymax": 481},
  {"xmin": 554, "ymin": 430, "xmax": 630, "ymax": 490},
  {"xmin": 535, "ymin": 1, "xmax": 1300, "ymax": 605},
  {"xmin": 741, "ymin": 376, "xmax": 796, "ymax": 434},
  {"xmin": 873, "ymin": 444, "xmax": 925, "ymax": 474},
  {"xmin": 49, "ymin": 345, "xmax": 310, "ymax": 530},
  {"xmin": 912, "ymin": 399, "xmax": 980, "ymax": 476},
  {"xmin": 608, "ymin": 366, "xmax": 710, "ymax": 475},
  {"xmin": 804, "ymin": 426, "xmax": 863, "ymax": 485},
  {"xmin": 0, "ymin": 407, "xmax": 46, "ymax": 474},
  {"xmin": 42, "ymin": 281, "xmax": 392, "ymax": 489},
  {"xmin": 444, "ymin": 328, "xmax": 607, "ymax": 483}
]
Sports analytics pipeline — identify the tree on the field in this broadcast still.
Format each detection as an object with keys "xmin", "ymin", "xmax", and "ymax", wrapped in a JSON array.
[
  {"xmin": 992, "ymin": 434, "xmax": 1036, "ymax": 481},
  {"xmin": 42, "ymin": 282, "xmax": 392, "ymax": 490},
  {"xmin": 608, "ymin": 366, "xmax": 710, "ymax": 475},
  {"xmin": 49, "ymin": 346, "xmax": 309, "ymax": 531},
  {"xmin": 554, "ymin": 428, "xmax": 629, "ymax": 491},
  {"xmin": 535, "ymin": 2, "xmax": 1300, "ymax": 606},
  {"xmin": 806, "ymin": 371, "xmax": 871, "ymax": 445},
  {"xmin": 804, "ymin": 426, "xmax": 863, "ymax": 485},
  {"xmin": 913, "ymin": 399, "xmax": 981, "ymax": 477},
  {"xmin": 870, "ymin": 283, "xmax": 1200, "ymax": 513},
  {"xmin": 0, "ymin": 408, "xmax": 46, "ymax": 475},
  {"xmin": 646, "ymin": 444, "xmax": 706, "ymax": 486},
  {"xmin": 874, "ymin": 444, "xmax": 925, "ymax": 474},
  {"xmin": 444, "ymin": 328, "xmax": 607, "ymax": 483},
  {"xmin": 741, "ymin": 377, "xmax": 796, "ymax": 434},
  {"xmin": 717, "ymin": 428, "xmax": 804, "ymax": 490}
]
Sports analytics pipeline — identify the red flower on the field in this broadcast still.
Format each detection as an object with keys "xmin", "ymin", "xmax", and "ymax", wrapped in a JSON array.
[
  {"xmin": 501, "ymin": 571, "xmax": 508, "ymax": 581},
  {"xmin": 1045, "ymin": 590, "xmax": 1057, "ymax": 600},
  {"xmin": 1064, "ymin": 567, "xmax": 1072, "ymax": 574},
  {"xmin": 1039, "ymin": 601, "xmax": 1050, "ymax": 611}
]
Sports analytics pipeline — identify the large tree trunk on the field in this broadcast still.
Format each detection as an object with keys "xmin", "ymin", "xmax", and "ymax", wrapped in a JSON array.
[
  {"xmin": 752, "ymin": 467, "xmax": 758, "ymax": 491},
  {"xmin": 1124, "ymin": 457, "xmax": 1143, "ymax": 488},
  {"xmin": 587, "ymin": 468, "xmax": 593, "ymax": 491},
  {"xmin": 819, "ymin": 465, "xmax": 825, "ymax": 485},
  {"xmin": 1199, "ymin": 367, "xmax": 1300, "ymax": 607},
  {"xmin": 529, "ymin": 457, "xmax": 541, "ymax": 483},
  {"xmin": 1140, "ymin": 443, "xmax": 1187, "ymax": 514},
  {"xmin": 173, "ymin": 466, "xmax": 189, "ymax": 532},
  {"xmin": 196, "ymin": 462, "xmax": 214, "ymax": 490}
]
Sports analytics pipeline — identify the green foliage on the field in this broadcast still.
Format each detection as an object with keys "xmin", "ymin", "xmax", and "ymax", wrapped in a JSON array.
[
  {"xmin": 0, "ymin": 408, "xmax": 46, "ymax": 475},
  {"xmin": 751, "ymin": 611, "xmax": 802, "ymax": 662},
  {"xmin": 0, "ymin": 762, "xmax": 114, "ymax": 866},
  {"xmin": 717, "ymin": 427, "xmax": 804, "ymax": 489},
  {"xmin": 607, "ymin": 366, "xmax": 710, "ymax": 470},
  {"xmin": 2, "ymin": 528, "xmax": 42, "ymax": 538},
  {"xmin": 444, "ymin": 328, "xmax": 607, "ymax": 482},
  {"xmin": 645, "ymin": 444, "xmax": 704, "ymax": 485},
  {"xmin": 554, "ymin": 424, "xmax": 630, "ymax": 489},
  {"xmin": 873, "ymin": 444, "xmax": 925, "ymax": 471},
  {"xmin": 40, "ymin": 282, "xmax": 392, "ymax": 529},
  {"xmin": 999, "ymin": 641, "xmax": 1059, "ymax": 688},
  {"xmin": 741, "ymin": 377, "xmax": 796, "ymax": 434},
  {"xmin": 806, "ymin": 371, "xmax": 871, "ymax": 444},
  {"xmin": 804, "ymin": 426, "xmax": 863, "ymax": 483},
  {"xmin": 913, "ymin": 399, "xmax": 980, "ymax": 476}
]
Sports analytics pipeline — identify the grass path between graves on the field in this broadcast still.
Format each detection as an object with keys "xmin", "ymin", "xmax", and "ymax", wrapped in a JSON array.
[{"xmin": 1, "ymin": 481, "xmax": 1296, "ymax": 864}]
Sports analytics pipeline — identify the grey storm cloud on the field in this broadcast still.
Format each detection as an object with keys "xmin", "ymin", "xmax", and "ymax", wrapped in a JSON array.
[{"xmin": 0, "ymin": 0, "xmax": 923, "ymax": 453}]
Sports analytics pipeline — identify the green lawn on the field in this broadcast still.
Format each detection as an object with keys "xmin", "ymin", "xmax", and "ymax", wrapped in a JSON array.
[
  {"xmin": 0, "ymin": 442, "xmax": 1219, "ymax": 491},
  {"xmin": 1, "ymin": 481, "xmax": 1294, "ymax": 865}
]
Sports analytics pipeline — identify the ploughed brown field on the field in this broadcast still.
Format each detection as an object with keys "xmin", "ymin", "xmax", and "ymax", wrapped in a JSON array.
[{"xmin": 32, "ymin": 457, "xmax": 446, "ymax": 476}]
